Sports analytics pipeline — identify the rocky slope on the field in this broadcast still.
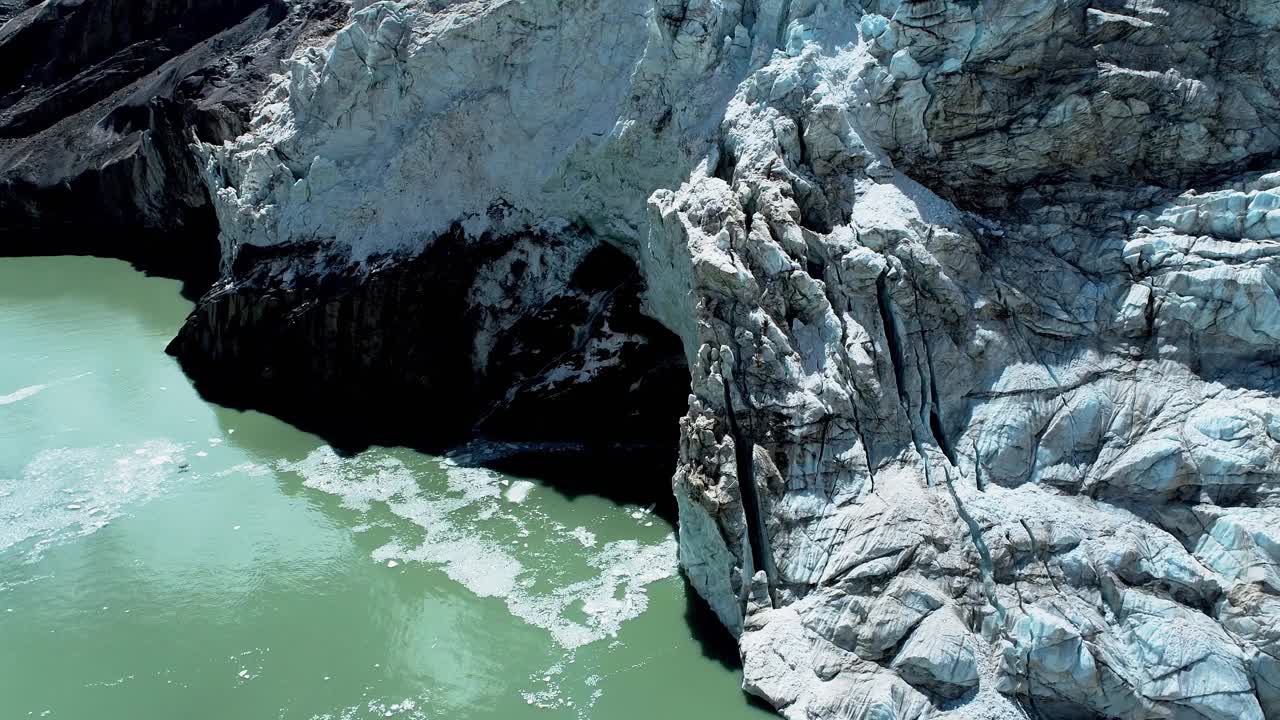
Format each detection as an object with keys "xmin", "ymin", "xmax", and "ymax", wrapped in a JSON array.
[
  {"xmin": 0, "ymin": 0, "xmax": 347, "ymax": 289},
  {"xmin": 7, "ymin": 0, "xmax": 1280, "ymax": 718}
]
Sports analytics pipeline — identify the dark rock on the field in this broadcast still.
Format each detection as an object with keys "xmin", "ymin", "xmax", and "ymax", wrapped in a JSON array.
[
  {"xmin": 167, "ymin": 227, "xmax": 690, "ymax": 462},
  {"xmin": 0, "ymin": 0, "xmax": 346, "ymax": 296}
]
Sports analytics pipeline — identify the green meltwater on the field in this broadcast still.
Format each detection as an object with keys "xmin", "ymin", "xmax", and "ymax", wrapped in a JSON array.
[{"xmin": 0, "ymin": 257, "xmax": 773, "ymax": 720}]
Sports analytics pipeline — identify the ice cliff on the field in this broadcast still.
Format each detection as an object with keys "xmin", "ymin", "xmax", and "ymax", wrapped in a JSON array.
[{"xmin": 6, "ymin": 0, "xmax": 1280, "ymax": 717}]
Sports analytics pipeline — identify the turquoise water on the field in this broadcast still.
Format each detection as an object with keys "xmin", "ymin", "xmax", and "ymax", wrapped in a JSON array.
[{"xmin": 0, "ymin": 257, "xmax": 773, "ymax": 720}]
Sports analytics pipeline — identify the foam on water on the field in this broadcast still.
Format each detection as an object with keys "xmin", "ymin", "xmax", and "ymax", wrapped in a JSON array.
[
  {"xmin": 310, "ymin": 696, "xmax": 430, "ymax": 720},
  {"xmin": 439, "ymin": 459, "xmax": 503, "ymax": 502},
  {"xmin": 279, "ymin": 447, "xmax": 679, "ymax": 650},
  {"xmin": 374, "ymin": 530, "xmax": 524, "ymax": 599},
  {"xmin": 514, "ymin": 536, "xmax": 677, "ymax": 649},
  {"xmin": 570, "ymin": 527, "xmax": 597, "ymax": 548},
  {"xmin": 286, "ymin": 449, "xmax": 428, "ymax": 513},
  {"xmin": 0, "ymin": 372, "xmax": 92, "ymax": 407},
  {"xmin": 0, "ymin": 383, "xmax": 47, "ymax": 406},
  {"xmin": 0, "ymin": 439, "xmax": 187, "ymax": 560}
]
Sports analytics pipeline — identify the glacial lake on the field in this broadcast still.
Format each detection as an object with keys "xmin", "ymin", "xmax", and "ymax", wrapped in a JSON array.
[{"xmin": 0, "ymin": 256, "xmax": 773, "ymax": 720}]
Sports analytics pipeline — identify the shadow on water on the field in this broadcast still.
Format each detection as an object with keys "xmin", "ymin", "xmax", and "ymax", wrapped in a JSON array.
[
  {"xmin": 204, "ymin": 396, "xmax": 685, "ymax": 525},
  {"xmin": 187, "ymin": 355, "xmax": 691, "ymax": 526},
  {"xmin": 681, "ymin": 573, "xmax": 778, "ymax": 713},
  {"xmin": 2, "ymin": 220, "xmax": 220, "ymax": 302},
  {"xmin": 682, "ymin": 571, "xmax": 742, "ymax": 671},
  {"xmin": 460, "ymin": 442, "xmax": 680, "ymax": 524},
  {"xmin": 0, "ymin": 256, "xmax": 196, "ymax": 333}
]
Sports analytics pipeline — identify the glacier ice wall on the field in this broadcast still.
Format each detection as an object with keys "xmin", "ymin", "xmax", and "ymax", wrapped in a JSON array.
[{"xmin": 179, "ymin": 0, "xmax": 1280, "ymax": 717}]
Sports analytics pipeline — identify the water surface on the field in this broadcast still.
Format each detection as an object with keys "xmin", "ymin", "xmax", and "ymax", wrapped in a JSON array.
[{"xmin": 0, "ymin": 257, "xmax": 773, "ymax": 720}]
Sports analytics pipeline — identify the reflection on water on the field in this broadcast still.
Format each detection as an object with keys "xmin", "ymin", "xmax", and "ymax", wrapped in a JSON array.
[{"xmin": 0, "ymin": 257, "xmax": 773, "ymax": 720}]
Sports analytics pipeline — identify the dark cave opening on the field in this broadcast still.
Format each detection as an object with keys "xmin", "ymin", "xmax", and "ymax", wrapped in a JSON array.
[{"xmin": 167, "ymin": 230, "xmax": 693, "ymax": 518}]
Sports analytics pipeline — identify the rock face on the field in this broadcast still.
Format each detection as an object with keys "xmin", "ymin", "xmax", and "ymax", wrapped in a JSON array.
[
  {"xmin": 0, "ymin": 0, "xmax": 347, "ymax": 289},
  {"xmin": 11, "ymin": 0, "xmax": 1280, "ymax": 717}
]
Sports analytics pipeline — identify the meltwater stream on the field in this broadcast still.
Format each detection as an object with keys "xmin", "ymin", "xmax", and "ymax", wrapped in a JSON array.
[{"xmin": 0, "ymin": 257, "xmax": 773, "ymax": 720}]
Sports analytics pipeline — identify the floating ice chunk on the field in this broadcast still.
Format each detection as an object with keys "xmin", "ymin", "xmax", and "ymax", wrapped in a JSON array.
[
  {"xmin": 65, "ymin": 504, "xmax": 80, "ymax": 510},
  {"xmin": 386, "ymin": 560, "xmax": 399, "ymax": 568},
  {"xmin": 505, "ymin": 480, "xmax": 535, "ymax": 503}
]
